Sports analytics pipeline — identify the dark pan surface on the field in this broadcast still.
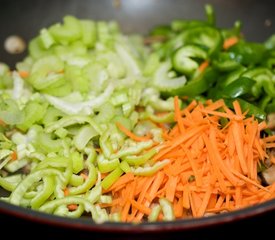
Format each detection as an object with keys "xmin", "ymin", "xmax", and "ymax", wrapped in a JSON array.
[{"xmin": 1, "ymin": 0, "xmax": 275, "ymax": 235}]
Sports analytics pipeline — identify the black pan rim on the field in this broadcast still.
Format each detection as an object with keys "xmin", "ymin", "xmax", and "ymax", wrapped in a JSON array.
[{"xmin": 1, "ymin": 198, "xmax": 275, "ymax": 233}]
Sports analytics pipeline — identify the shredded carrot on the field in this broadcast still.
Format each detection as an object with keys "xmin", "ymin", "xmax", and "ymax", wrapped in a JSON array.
[
  {"xmin": 0, "ymin": 119, "xmax": 6, "ymax": 127},
  {"xmin": 67, "ymin": 204, "xmax": 78, "ymax": 211},
  {"xmin": 63, "ymin": 188, "xmax": 70, "ymax": 196},
  {"xmin": 198, "ymin": 60, "xmax": 209, "ymax": 73},
  {"xmin": 10, "ymin": 151, "xmax": 17, "ymax": 161},
  {"xmin": 101, "ymin": 98, "xmax": 275, "ymax": 222},
  {"xmin": 18, "ymin": 71, "xmax": 29, "ymax": 78},
  {"xmin": 223, "ymin": 36, "xmax": 239, "ymax": 50},
  {"xmin": 116, "ymin": 122, "xmax": 152, "ymax": 142}
]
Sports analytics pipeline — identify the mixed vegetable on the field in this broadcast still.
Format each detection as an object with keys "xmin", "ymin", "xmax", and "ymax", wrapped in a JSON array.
[{"xmin": 1, "ymin": 5, "xmax": 275, "ymax": 223}]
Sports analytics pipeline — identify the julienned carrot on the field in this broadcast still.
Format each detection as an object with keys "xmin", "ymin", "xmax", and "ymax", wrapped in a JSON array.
[
  {"xmin": 102, "ymin": 98, "xmax": 275, "ymax": 222},
  {"xmin": 0, "ymin": 119, "xmax": 6, "ymax": 126},
  {"xmin": 116, "ymin": 122, "xmax": 152, "ymax": 142},
  {"xmin": 10, "ymin": 151, "xmax": 17, "ymax": 161},
  {"xmin": 223, "ymin": 36, "xmax": 239, "ymax": 50},
  {"xmin": 198, "ymin": 60, "xmax": 209, "ymax": 73},
  {"xmin": 18, "ymin": 71, "xmax": 29, "ymax": 78}
]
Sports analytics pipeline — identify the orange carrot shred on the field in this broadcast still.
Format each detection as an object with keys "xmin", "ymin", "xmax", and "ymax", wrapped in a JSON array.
[
  {"xmin": 223, "ymin": 36, "xmax": 239, "ymax": 50},
  {"xmin": 10, "ymin": 151, "xmax": 17, "ymax": 161},
  {"xmin": 101, "ymin": 98, "xmax": 275, "ymax": 222}
]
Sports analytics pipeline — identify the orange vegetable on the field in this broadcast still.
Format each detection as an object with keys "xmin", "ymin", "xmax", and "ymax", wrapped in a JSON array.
[
  {"xmin": 18, "ymin": 71, "xmax": 29, "ymax": 78},
  {"xmin": 10, "ymin": 151, "xmax": 17, "ymax": 161},
  {"xmin": 198, "ymin": 60, "xmax": 209, "ymax": 73},
  {"xmin": 102, "ymin": 98, "xmax": 275, "ymax": 222},
  {"xmin": 223, "ymin": 36, "xmax": 239, "ymax": 50},
  {"xmin": 116, "ymin": 122, "xmax": 152, "ymax": 142}
]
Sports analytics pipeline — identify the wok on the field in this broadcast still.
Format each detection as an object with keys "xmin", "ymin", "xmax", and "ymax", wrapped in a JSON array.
[{"xmin": 1, "ymin": 0, "xmax": 275, "ymax": 238}]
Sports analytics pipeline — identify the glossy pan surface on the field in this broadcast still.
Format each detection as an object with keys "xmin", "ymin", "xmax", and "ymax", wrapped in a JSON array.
[{"xmin": 1, "ymin": 0, "xmax": 275, "ymax": 234}]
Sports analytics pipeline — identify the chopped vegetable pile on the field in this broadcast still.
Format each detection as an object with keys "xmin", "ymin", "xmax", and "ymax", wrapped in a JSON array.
[{"xmin": 1, "ymin": 5, "xmax": 275, "ymax": 223}]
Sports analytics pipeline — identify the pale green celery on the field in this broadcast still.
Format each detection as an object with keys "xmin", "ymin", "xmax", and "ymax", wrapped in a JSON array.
[
  {"xmin": 28, "ymin": 55, "xmax": 65, "ymax": 90},
  {"xmin": 0, "ymin": 98, "xmax": 24, "ymax": 125},
  {"xmin": 67, "ymin": 41, "xmax": 88, "ymax": 56},
  {"xmin": 99, "ymin": 129, "xmax": 114, "ymax": 159},
  {"xmin": 93, "ymin": 205, "xmax": 109, "ymax": 223},
  {"xmin": 0, "ymin": 155, "xmax": 12, "ymax": 170},
  {"xmin": 110, "ymin": 140, "xmax": 154, "ymax": 159},
  {"xmin": 16, "ymin": 56, "xmax": 33, "ymax": 71},
  {"xmin": 122, "ymin": 148, "xmax": 158, "ymax": 166},
  {"xmin": 44, "ymin": 83, "xmax": 114, "ymax": 115},
  {"xmin": 0, "ymin": 149, "xmax": 12, "ymax": 160},
  {"xmin": 12, "ymin": 71, "xmax": 24, "ymax": 101},
  {"xmin": 69, "ymin": 154, "xmax": 97, "ymax": 195},
  {"xmin": 0, "ymin": 63, "xmax": 13, "ymax": 89},
  {"xmin": 54, "ymin": 204, "xmax": 85, "ymax": 218},
  {"xmin": 84, "ymin": 146, "xmax": 97, "ymax": 164},
  {"xmin": 159, "ymin": 198, "xmax": 175, "ymax": 221},
  {"xmin": 150, "ymin": 128, "xmax": 164, "ymax": 143},
  {"xmin": 107, "ymin": 123, "xmax": 125, "ymax": 152},
  {"xmin": 45, "ymin": 115, "xmax": 102, "ymax": 135},
  {"xmin": 49, "ymin": 15, "xmax": 81, "ymax": 45},
  {"xmin": 128, "ymin": 86, "xmax": 142, "ymax": 106},
  {"xmin": 86, "ymin": 183, "xmax": 102, "ymax": 203},
  {"xmin": 73, "ymin": 125, "xmax": 98, "ymax": 150},
  {"xmin": 69, "ymin": 174, "xmax": 84, "ymax": 187},
  {"xmin": 143, "ymin": 53, "xmax": 160, "ymax": 77},
  {"xmin": 0, "ymin": 133, "xmax": 13, "ymax": 150},
  {"xmin": 9, "ymin": 168, "xmax": 64, "ymax": 206},
  {"xmin": 39, "ymin": 196, "xmax": 95, "ymax": 214},
  {"xmin": 97, "ymin": 154, "xmax": 120, "ymax": 173},
  {"xmin": 28, "ymin": 37, "xmax": 49, "ymax": 59},
  {"xmin": 149, "ymin": 112, "xmax": 175, "ymax": 123},
  {"xmin": 71, "ymin": 151, "xmax": 84, "ymax": 174},
  {"xmin": 141, "ymin": 88, "xmax": 175, "ymax": 112},
  {"xmin": 66, "ymin": 55, "xmax": 90, "ymax": 68},
  {"xmin": 110, "ymin": 91, "xmax": 128, "ymax": 106},
  {"xmin": 42, "ymin": 107, "xmax": 64, "ymax": 126},
  {"xmin": 101, "ymin": 166, "xmax": 124, "ymax": 190},
  {"xmin": 112, "ymin": 115, "xmax": 132, "ymax": 131},
  {"xmin": 4, "ymin": 159, "xmax": 29, "ymax": 173},
  {"xmin": 149, "ymin": 96, "xmax": 175, "ymax": 112},
  {"xmin": 115, "ymin": 43, "xmax": 141, "ymax": 76},
  {"xmin": 97, "ymin": 21, "xmax": 116, "ymax": 47},
  {"xmin": 93, "ymin": 101, "xmax": 115, "ymax": 124},
  {"xmin": 35, "ymin": 132, "xmax": 62, "ymax": 153},
  {"xmin": 119, "ymin": 160, "xmax": 131, "ymax": 173},
  {"xmin": 83, "ymin": 62, "xmax": 109, "ymax": 93},
  {"xmin": 122, "ymin": 102, "xmax": 133, "ymax": 117},
  {"xmin": 35, "ymin": 156, "xmax": 72, "ymax": 185},
  {"xmin": 133, "ymin": 120, "xmax": 157, "ymax": 137},
  {"xmin": 54, "ymin": 177, "xmax": 67, "ymax": 199},
  {"xmin": 41, "ymin": 81, "xmax": 72, "ymax": 97},
  {"xmin": 0, "ymin": 175, "xmax": 21, "ymax": 192},
  {"xmin": 54, "ymin": 127, "xmax": 68, "ymax": 138},
  {"xmin": 16, "ymin": 101, "xmax": 48, "ymax": 131},
  {"xmin": 129, "ymin": 111, "xmax": 139, "ymax": 127},
  {"xmin": 130, "ymin": 159, "xmax": 170, "ymax": 176},
  {"xmin": 58, "ymin": 138, "xmax": 71, "ymax": 158},
  {"xmin": 97, "ymin": 51, "xmax": 126, "ymax": 79},
  {"xmin": 148, "ymin": 204, "xmax": 161, "ymax": 222},
  {"xmin": 30, "ymin": 176, "xmax": 55, "ymax": 209},
  {"xmin": 99, "ymin": 195, "xmax": 112, "ymax": 204},
  {"xmin": 39, "ymin": 28, "xmax": 55, "ymax": 49},
  {"xmin": 80, "ymin": 20, "xmax": 97, "ymax": 48},
  {"xmin": 64, "ymin": 65, "xmax": 89, "ymax": 93}
]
